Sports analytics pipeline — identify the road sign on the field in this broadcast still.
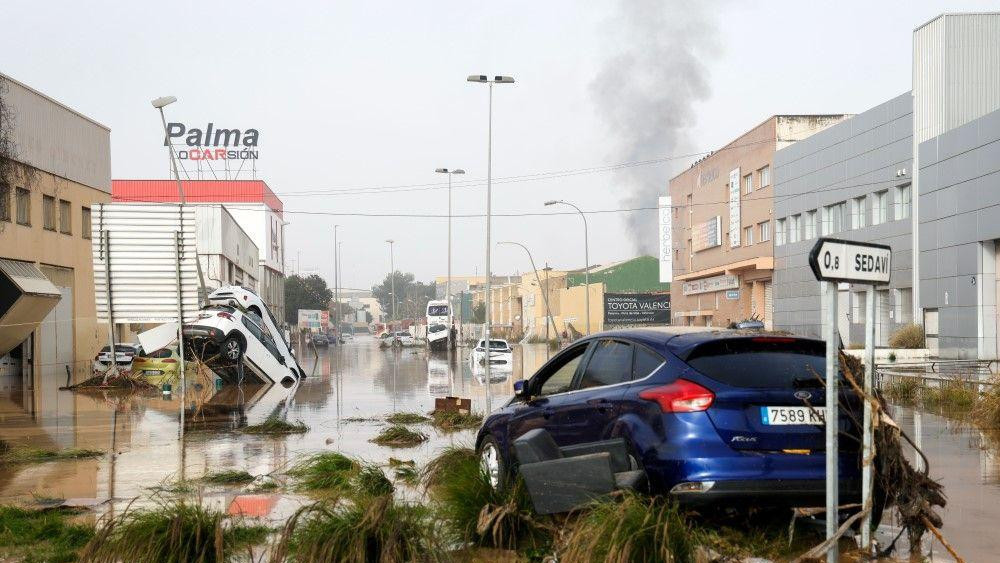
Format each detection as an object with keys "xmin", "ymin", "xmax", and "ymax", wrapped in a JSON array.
[{"xmin": 808, "ymin": 238, "xmax": 891, "ymax": 285}]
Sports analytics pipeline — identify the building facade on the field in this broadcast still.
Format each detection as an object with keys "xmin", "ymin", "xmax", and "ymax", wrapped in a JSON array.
[
  {"xmin": 773, "ymin": 93, "xmax": 914, "ymax": 345},
  {"xmin": 193, "ymin": 205, "xmax": 259, "ymax": 292},
  {"xmin": 111, "ymin": 180, "xmax": 286, "ymax": 322},
  {"xmin": 0, "ymin": 73, "xmax": 112, "ymax": 384},
  {"xmin": 669, "ymin": 115, "xmax": 849, "ymax": 328}
]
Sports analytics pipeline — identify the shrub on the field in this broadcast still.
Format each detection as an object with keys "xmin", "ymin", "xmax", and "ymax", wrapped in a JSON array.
[
  {"xmin": 882, "ymin": 377, "xmax": 921, "ymax": 405},
  {"xmin": 0, "ymin": 505, "xmax": 94, "ymax": 563},
  {"xmin": 288, "ymin": 452, "xmax": 359, "ymax": 493},
  {"xmin": 888, "ymin": 324, "xmax": 925, "ymax": 349},
  {"xmin": 79, "ymin": 499, "xmax": 269, "ymax": 563},
  {"xmin": 972, "ymin": 380, "xmax": 1000, "ymax": 429},
  {"xmin": 559, "ymin": 492, "xmax": 693, "ymax": 563},
  {"xmin": 272, "ymin": 495, "xmax": 438, "ymax": 563}
]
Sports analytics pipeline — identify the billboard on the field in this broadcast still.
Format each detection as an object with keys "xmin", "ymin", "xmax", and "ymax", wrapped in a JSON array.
[
  {"xmin": 92, "ymin": 204, "xmax": 200, "ymax": 324},
  {"xmin": 658, "ymin": 196, "xmax": 672, "ymax": 283},
  {"xmin": 603, "ymin": 293, "xmax": 670, "ymax": 326},
  {"xmin": 729, "ymin": 168, "xmax": 741, "ymax": 247},
  {"xmin": 297, "ymin": 309, "xmax": 322, "ymax": 332},
  {"xmin": 692, "ymin": 216, "xmax": 722, "ymax": 252},
  {"xmin": 682, "ymin": 274, "xmax": 739, "ymax": 296}
]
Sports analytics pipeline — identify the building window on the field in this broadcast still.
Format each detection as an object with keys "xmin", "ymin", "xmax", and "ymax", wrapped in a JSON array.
[
  {"xmin": 822, "ymin": 202, "xmax": 845, "ymax": 235},
  {"xmin": 894, "ymin": 184, "xmax": 911, "ymax": 221},
  {"xmin": 850, "ymin": 195, "xmax": 867, "ymax": 229},
  {"xmin": 743, "ymin": 173, "xmax": 753, "ymax": 195},
  {"xmin": 893, "ymin": 288, "xmax": 913, "ymax": 324},
  {"xmin": 758, "ymin": 165, "xmax": 770, "ymax": 188},
  {"xmin": 82, "ymin": 207, "xmax": 92, "ymax": 239},
  {"xmin": 42, "ymin": 195, "xmax": 56, "ymax": 231},
  {"xmin": 58, "ymin": 199, "xmax": 71, "ymax": 234},
  {"xmin": 760, "ymin": 220, "xmax": 772, "ymax": 243},
  {"xmin": 15, "ymin": 188, "xmax": 30, "ymax": 226},
  {"xmin": 775, "ymin": 218, "xmax": 786, "ymax": 246},
  {"xmin": 787, "ymin": 215, "xmax": 798, "ymax": 243},
  {"xmin": 872, "ymin": 190, "xmax": 888, "ymax": 225},
  {"xmin": 744, "ymin": 226, "xmax": 753, "ymax": 246},
  {"xmin": 804, "ymin": 210, "xmax": 816, "ymax": 239},
  {"xmin": 0, "ymin": 184, "xmax": 9, "ymax": 222}
]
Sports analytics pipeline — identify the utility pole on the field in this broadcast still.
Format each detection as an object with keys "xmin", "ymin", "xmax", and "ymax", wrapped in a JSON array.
[
  {"xmin": 386, "ymin": 239, "xmax": 396, "ymax": 340},
  {"xmin": 333, "ymin": 225, "xmax": 339, "ymax": 340}
]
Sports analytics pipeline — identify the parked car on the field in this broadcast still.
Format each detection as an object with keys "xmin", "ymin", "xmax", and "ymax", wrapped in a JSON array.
[
  {"xmin": 205, "ymin": 286, "xmax": 299, "ymax": 373},
  {"xmin": 341, "ymin": 333, "xmax": 354, "ymax": 342},
  {"xmin": 311, "ymin": 332, "xmax": 329, "ymax": 346},
  {"xmin": 393, "ymin": 331, "xmax": 416, "ymax": 346},
  {"xmin": 132, "ymin": 345, "xmax": 182, "ymax": 383},
  {"xmin": 471, "ymin": 339, "xmax": 513, "ymax": 366},
  {"xmin": 93, "ymin": 343, "xmax": 142, "ymax": 374},
  {"xmin": 476, "ymin": 328, "xmax": 865, "ymax": 511},
  {"xmin": 183, "ymin": 305, "xmax": 303, "ymax": 384}
]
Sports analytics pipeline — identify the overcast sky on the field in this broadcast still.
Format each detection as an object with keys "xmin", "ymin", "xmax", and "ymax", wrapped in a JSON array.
[{"xmin": 4, "ymin": 0, "xmax": 996, "ymax": 291}]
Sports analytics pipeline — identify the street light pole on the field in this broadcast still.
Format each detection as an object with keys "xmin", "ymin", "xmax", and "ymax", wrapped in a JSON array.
[
  {"xmin": 435, "ymin": 168, "xmax": 466, "ymax": 343},
  {"xmin": 468, "ymin": 74, "xmax": 515, "ymax": 412},
  {"xmin": 498, "ymin": 241, "xmax": 557, "ymax": 351},
  {"xmin": 545, "ymin": 199, "xmax": 590, "ymax": 335},
  {"xmin": 386, "ymin": 239, "xmax": 395, "ymax": 339},
  {"xmin": 338, "ymin": 240, "xmax": 344, "ymax": 339},
  {"xmin": 333, "ymin": 225, "xmax": 339, "ymax": 340}
]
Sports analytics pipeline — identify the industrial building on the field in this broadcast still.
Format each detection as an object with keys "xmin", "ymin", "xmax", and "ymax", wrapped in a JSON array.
[
  {"xmin": 668, "ymin": 115, "xmax": 849, "ymax": 329},
  {"xmin": 111, "ymin": 180, "xmax": 287, "ymax": 322},
  {"xmin": 0, "ymin": 72, "xmax": 112, "ymax": 385},
  {"xmin": 770, "ymin": 12, "xmax": 1000, "ymax": 358}
]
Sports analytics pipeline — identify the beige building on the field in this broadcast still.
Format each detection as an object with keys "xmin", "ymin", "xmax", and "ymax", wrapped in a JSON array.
[
  {"xmin": 0, "ymin": 73, "xmax": 111, "ymax": 384},
  {"xmin": 669, "ymin": 115, "xmax": 848, "ymax": 328}
]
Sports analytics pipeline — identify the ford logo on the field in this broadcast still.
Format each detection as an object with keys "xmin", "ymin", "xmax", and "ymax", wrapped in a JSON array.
[{"xmin": 794, "ymin": 390, "xmax": 812, "ymax": 400}]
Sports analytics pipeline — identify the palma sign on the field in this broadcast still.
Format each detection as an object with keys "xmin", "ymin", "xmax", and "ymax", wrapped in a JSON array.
[{"xmin": 165, "ymin": 122, "xmax": 260, "ymax": 161}]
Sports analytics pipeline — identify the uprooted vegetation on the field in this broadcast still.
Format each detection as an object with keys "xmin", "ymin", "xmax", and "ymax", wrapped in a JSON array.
[
  {"xmin": 241, "ymin": 415, "xmax": 309, "ymax": 435},
  {"xmin": 78, "ymin": 498, "xmax": 270, "ymax": 563},
  {"xmin": 0, "ymin": 442, "xmax": 103, "ymax": 465},
  {"xmin": 202, "ymin": 470, "xmax": 256, "ymax": 485},
  {"xmin": 370, "ymin": 425, "xmax": 428, "ymax": 447},
  {"xmin": 429, "ymin": 410, "xmax": 483, "ymax": 431},
  {"xmin": 385, "ymin": 412, "xmax": 430, "ymax": 424},
  {"xmin": 68, "ymin": 372, "xmax": 158, "ymax": 391}
]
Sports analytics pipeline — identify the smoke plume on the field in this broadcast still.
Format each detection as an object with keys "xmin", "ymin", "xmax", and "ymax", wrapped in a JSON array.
[{"xmin": 591, "ymin": 0, "xmax": 720, "ymax": 254}]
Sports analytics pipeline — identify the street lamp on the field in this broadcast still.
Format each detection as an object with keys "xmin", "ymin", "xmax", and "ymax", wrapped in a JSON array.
[
  {"xmin": 498, "ymin": 242, "xmax": 558, "ymax": 358},
  {"xmin": 545, "ymin": 199, "xmax": 590, "ymax": 335},
  {"xmin": 435, "ymin": 167, "xmax": 466, "ymax": 346},
  {"xmin": 468, "ymin": 74, "xmax": 515, "ymax": 411},
  {"xmin": 333, "ymin": 225, "xmax": 340, "ymax": 339},
  {"xmin": 151, "ymin": 96, "xmax": 185, "ymax": 204},
  {"xmin": 337, "ymin": 240, "xmax": 344, "ymax": 338},
  {"xmin": 385, "ymin": 239, "xmax": 396, "ymax": 337}
]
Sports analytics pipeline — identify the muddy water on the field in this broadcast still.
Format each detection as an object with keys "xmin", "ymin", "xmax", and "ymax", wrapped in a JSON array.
[
  {"xmin": 2, "ymin": 338, "xmax": 999, "ymax": 560},
  {"xmin": 0, "ymin": 336, "xmax": 553, "ymax": 523}
]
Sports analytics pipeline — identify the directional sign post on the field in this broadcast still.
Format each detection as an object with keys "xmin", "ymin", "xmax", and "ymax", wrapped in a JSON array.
[{"xmin": 808, "ymin": 238, "xmax": 891, "ymax": 562}]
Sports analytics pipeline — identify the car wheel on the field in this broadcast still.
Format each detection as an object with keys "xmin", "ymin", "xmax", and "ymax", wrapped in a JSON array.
[
  {"xmin": 479, "ymin": 435, "xmax": 505, "ymax": 490},
  {"xmin": 221, "ymin": 335, "xmax": 243, "ymax": 363}
]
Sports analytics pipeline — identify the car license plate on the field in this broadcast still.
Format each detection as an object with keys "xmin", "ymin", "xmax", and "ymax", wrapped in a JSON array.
[
  {"xmin": 144, "ymin": 370, "xmax": 163, "ymax": 375},
  {"xmin": 760, "ymin": 406, "xmax": 824, "ymax": 425}
]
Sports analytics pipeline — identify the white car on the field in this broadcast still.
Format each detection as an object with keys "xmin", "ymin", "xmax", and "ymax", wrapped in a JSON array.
[
  {"xmin": 183, "ymin": 305, "xmax": 302, "ymax": 384},
  {"xmin": 393, "ymin": 331, "xmax": 416, "ymax": 346},
  {"xmin": 205, "ymin": 286, "xmax": 298, "ymax": 373},
  {"xmin": 93, "ymin": 343, "xmax": 142, "ymax": 374},
  {"xmin": 470, "ymin": 339, "xmax": 513, "ymax": 366}
]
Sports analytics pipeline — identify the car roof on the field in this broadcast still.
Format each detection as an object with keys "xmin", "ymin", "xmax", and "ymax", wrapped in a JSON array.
[{"xmin": 584, "ymin": 327, "xmax": 823, "ymax": 358}]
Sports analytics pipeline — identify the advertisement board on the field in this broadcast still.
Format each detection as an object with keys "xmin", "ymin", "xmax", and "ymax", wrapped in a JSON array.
[
  {"xmin": 692, "ymin": 216, "xmax": 722, "ymax": 252},
  {"xmin": 729, "ymin": 168, "xmax": 741, "ymax": 247},
  {"xmin": 658, "ymin": 196, "xmax": 672, "ymax": 283},
  {"xmin": 603, "ymin": 293, "xmax": 671, "ymax": 325},
  {"xmin": 297, "ymin": 309, "xmax": 322, "ymax": 332},
  {"xmin": 682, "ymin": 274, "xmax": 740, "ymax": 296}
]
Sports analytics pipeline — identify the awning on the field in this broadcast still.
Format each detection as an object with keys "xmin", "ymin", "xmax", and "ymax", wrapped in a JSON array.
[{"xmin": 0, "ymin": 259, "xmax": 62, "ymax": 356}]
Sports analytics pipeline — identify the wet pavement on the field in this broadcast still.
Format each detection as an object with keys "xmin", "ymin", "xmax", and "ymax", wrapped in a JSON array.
[{"xmin": 0, "ymin": 336, "xmax": 998, "ymax": 560}]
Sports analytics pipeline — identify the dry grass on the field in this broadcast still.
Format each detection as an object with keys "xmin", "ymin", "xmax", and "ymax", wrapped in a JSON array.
[
  {"xmin": 370, "ymin": 425, "xmax": 428, "ymax": 447},
  {"xmin": 888, "ymin": 323, "xmax": 925, "ymax": 349},
  {"xmin": 0, "ymin": 443, "xmax": 103, "ymax": 465},
  {"xmin": 972, "ymin": 379, "xmax": 1000, "ymax": 429}
]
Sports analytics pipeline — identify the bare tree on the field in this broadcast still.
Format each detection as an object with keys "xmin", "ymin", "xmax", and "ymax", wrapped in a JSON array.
[{"xmin": 0, "ymin": 75, "xmax": 37, "ymax": 203}]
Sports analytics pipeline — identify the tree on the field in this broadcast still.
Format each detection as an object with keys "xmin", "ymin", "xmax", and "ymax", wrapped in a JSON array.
[
  {"xmin": 471, "ymin": 302, "xmax": 486, "ymax": 324},
  {"xmin": 284, "ymin": 274, "xmax": 333, "ymax": 325},
  {"xmin": 371, "ymin": 271, "xmax": 437, "ymax": 321}
]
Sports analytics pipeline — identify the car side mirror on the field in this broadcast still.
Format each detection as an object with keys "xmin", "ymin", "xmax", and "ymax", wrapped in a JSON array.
[{"xmin": 513, "ymin": 379, "xmax": 528, "ymax": 397}]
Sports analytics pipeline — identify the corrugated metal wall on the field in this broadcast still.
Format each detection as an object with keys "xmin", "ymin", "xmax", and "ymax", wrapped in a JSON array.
[{"xmin": 1, "ymin": 73, "xmax": 111, "ymax": 192}]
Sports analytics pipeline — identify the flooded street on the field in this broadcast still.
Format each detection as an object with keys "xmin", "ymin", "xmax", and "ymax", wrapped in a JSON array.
[
  {"xmin": 0, "ymin": 336, "xmax": 554, "ymax": 523},
  {"xmin": 2, "ymin": 337, "xmax": 1000, "ymax": 560}
]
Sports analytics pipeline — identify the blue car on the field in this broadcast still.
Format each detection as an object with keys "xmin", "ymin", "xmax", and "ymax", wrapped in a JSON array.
[{"xmin": 476, "ymin": 328, "xmax": 863, "ymax": 507}]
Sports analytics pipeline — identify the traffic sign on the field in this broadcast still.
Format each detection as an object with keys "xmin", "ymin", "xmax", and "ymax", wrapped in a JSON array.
[{"xmin": 808, "ymin": 238, "xmax": 891, "ymax": 285}]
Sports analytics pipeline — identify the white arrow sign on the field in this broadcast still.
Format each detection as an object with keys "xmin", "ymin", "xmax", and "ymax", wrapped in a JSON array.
[{"xmin": 808, "ymin": 238, "xmax": 891, "ymax": 284}]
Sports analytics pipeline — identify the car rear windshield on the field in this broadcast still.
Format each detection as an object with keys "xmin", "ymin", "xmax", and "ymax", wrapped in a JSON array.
[
  {"xmin": 685, "ymin": 337, "xmax": 835, "ymax": 389},
  {"xmin": 427, "ymin": 305, "xmax": 448, "ymax": 316}
]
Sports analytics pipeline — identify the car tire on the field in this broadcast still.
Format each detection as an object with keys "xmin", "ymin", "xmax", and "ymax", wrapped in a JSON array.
[
  {"xmin": 478, "ymin": 435, "xmax": 506, "ymax": 491},
  {"xmin": 221, "ymin": 335, "xmax": 243, "ymax": 364}
]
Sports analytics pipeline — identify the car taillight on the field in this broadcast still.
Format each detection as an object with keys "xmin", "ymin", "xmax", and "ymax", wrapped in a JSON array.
[
  {"xmin": 638, "ymin": 379, "xmax": 715, "ymax": 413},
  {"xmin": 217, "ymin": 312, "xmax": 234, "ymax": 320},
  {"xmin": 162, "ymin": 359, "xmax": 177, "ymax": 363}
]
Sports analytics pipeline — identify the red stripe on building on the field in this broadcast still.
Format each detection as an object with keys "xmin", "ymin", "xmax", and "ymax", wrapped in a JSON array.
[{"xmin": 111, "ymin": 179, "xmax": 283, "ymax": 214}]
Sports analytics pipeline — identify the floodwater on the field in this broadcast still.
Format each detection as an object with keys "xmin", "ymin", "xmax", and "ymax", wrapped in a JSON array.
[
  {"xmin": 0, "ymin": 336, "xmax": 552, "ymax": 523},
  {"xmin": 1, "ymin": 336, "xmax": 998, "ymax": 560}
]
